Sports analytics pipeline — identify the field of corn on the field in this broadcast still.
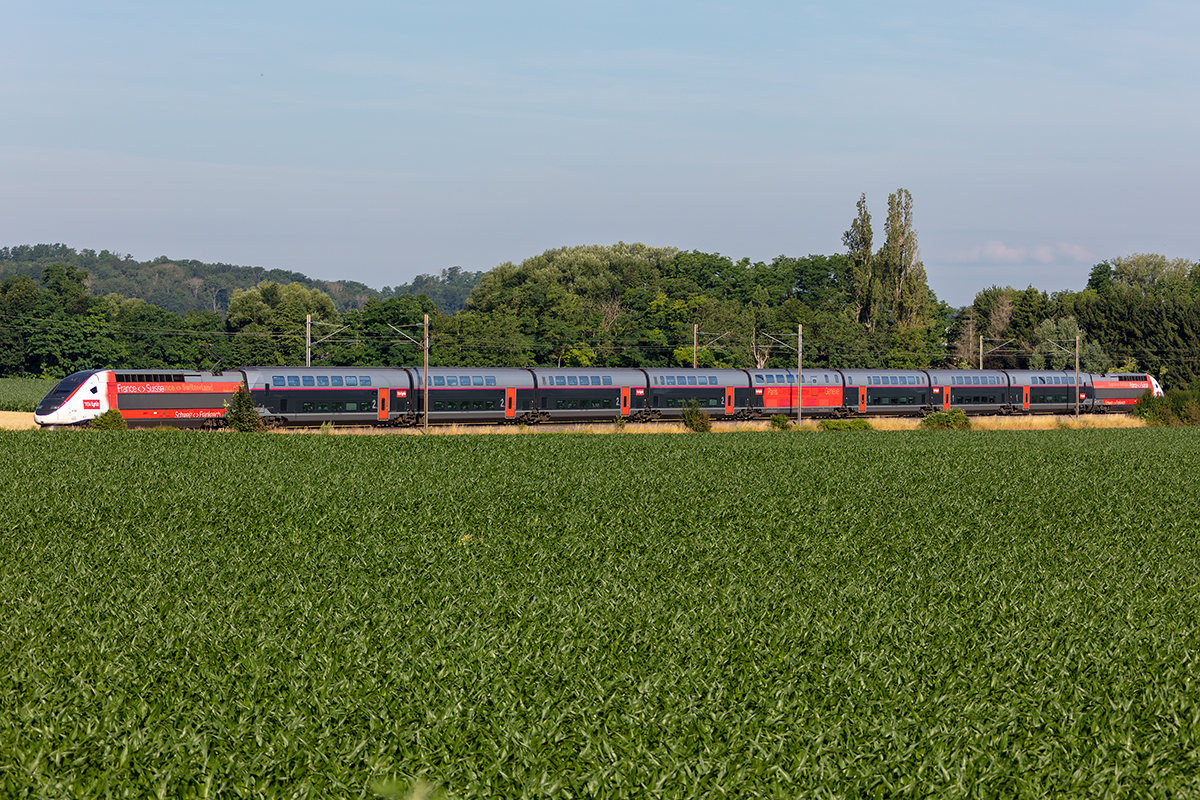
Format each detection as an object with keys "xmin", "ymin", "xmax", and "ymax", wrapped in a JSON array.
[
  {"xmin": 0, "ymin": 378, "xmax": 58, "ymax": 412},
  {"xmin": 2, "ymin": 428, "xmax": 1199, "ymax": 798}
]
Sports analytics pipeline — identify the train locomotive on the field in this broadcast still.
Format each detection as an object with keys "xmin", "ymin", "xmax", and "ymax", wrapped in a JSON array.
[{"xmin": 34, "ymin": 365, "xmax": 1164, "ymax": 429}]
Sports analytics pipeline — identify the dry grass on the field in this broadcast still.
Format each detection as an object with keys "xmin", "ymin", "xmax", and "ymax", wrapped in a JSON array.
[
  {"xmin": 0, "ymin": 411, "xmax": 37, "ymax": 430},
  {"xmin": 868, "ymin": 414, "xmax": 1147, "ymax": 431}
]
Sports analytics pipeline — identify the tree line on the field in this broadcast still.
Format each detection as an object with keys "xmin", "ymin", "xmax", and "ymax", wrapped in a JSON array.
[{"xmin": 3, "ymin": 192, "xmax": 1199, "ymax": 388}]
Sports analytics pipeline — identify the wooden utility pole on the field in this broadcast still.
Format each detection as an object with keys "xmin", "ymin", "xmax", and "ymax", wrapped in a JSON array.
[
  {"xmin": 306, "ymin": 314, "xmax": 312, "ymax": 367},
  {"xmin": 979, "ymin": 335, "xmax": 983, "ymax": 370},
  {"xmin": 693, "ymin": 324, "xmax": 698, "ymax": 369},
  {"xmin": 423, "ymin": 313, "xmax": 430, "ymax": 434}
]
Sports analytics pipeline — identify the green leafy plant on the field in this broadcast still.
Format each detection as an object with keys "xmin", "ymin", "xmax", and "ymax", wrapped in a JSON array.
[
  {"xmin": 225, "ymin": 381, "xmax": 265, "ymax": 432},
  {"xmin": 769, "ymin": 414, "xmax": 791, "ymax": 431},
  {"xmin": 681, "ymin": 399, "xmax": 711, "ymax": 432},
  {"xmin": 1133, "ymin": 388, "xmax": 1200, "ymax": 426},
  {"xmin": 611, "ymin": 416, "xmax": 626, "ymax": 432},
  {"xmin": 87, "ymin": 409, "xmax": 127, "ymax": 430},
  {"xmin": 919, "ymin": 408, "xmax": 971, "ymax": 430},
  {"xmin": 818, "ymin": 418, "xmax": 873, "ymax": 431}
]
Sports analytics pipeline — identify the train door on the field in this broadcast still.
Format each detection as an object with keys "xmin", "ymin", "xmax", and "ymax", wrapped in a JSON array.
[
  {"xmin": 858, "ymin": 386, "xmax": 866, "ymax": 413},
  {"xmin": 621, "ymin": 387, "xmax": 630, "ymax": 415},
  {"xmin": 725, "ymin": 387, "xmax": 734, "ymax": 415},
  {"xmin": 1023, "ymin": 386, "xmax": 1030, "ymax": 411},
  {"xmin": 944, "ymin": 388, "xmax": 951, "ymax": 410},
  {"xmin": 505, "ymin": 387, "xmax": 516, "ymax": 419},
  {"xmin": 377, "ymin": 388, "xmax": 388, "ymax": 421}
]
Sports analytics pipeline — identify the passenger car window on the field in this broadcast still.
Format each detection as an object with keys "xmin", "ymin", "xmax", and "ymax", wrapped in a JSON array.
[
  {"xmin": 602, "ymin": 376, "xmax": 613, "ymax": 386},
  {"xmin": 345, "ymin": 377, "xmax": 357, "ymax": 386},
  {"xmin": 485, "ymin": 376, "xmax": 496, "ymax": 386},
  {"xmin": 272, "ymin": 376, "xmax": 286, "ymax": 387},
  {"xmin": 688, "ymin": 376, "xmax": 697, "ymax": 386},
  {"xmin": 568, "ymin": 376, "xmax": 578, "ymax": 386},
  {"xmin": 287, "ymin": 376, "xmax": 300, "ymax": 387},
  {"xmin": 447, "ymin": 377, "xmax": 458, "ymax": 386},
  {"xmin": 331, "ymin": 376, "xmax": 343, "ymax": 387},
  {"xmin": 302, "ymin": 376, "xmax": 315, "ymax": 386},
  {"xmin": 360, "ymin": 376, "xmax": 371, "ymax": 386},
  {"xmin": 433, "ymin": 376, "xmax": 445, "ymax": 386},
  {"xmin": 555, "ymin": 376, "xmax": 566, "ymax": 386},
  {"xmin": 317, "ymin": 376, "xmax": 329, "ymax": 387}
]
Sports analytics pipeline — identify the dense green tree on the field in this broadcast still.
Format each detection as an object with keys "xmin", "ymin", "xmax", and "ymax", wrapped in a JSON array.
[{"xmin": 1029, "ymin": 317, "xmax": 1109, "ymax": 372}]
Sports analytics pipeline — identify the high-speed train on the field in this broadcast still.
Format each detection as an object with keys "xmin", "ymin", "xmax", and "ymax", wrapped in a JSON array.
[{"xmin": 33, "ymin": 365, "xmax": 1164, "ymax": 429}]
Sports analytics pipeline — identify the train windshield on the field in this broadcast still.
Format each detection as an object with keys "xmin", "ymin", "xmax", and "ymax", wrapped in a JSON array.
[{"xmin": 34, "ymin": 371, "xmax": 95, "ymax": 414}]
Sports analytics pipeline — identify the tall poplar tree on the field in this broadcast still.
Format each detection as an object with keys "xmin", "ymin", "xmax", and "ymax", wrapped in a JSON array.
[
  {"xmin": 842, "ymin": 193, "xmax": 877, "ymax": 330},
  {"xmin": 880, "ymin": 188, "xmax": 931, "ymax": 330}
]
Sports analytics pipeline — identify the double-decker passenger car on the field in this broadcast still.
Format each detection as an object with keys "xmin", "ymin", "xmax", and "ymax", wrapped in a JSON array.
[{"xmin": 34, "ymin": 365, "xmax": 1165, "ymax": 428}]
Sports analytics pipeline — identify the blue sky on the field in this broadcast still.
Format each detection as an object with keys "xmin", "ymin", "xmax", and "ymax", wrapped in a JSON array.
[{"xmin": 3, "ymin": 1, "xmax": 1198, "ymax": 306}]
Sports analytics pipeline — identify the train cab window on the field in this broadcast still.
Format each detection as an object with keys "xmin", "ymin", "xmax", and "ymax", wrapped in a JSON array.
[
  {"xmin": 317, "ymin": 376, "xmax": 330, "ymax": 387},
  {"xmin": 345, "ymin": 377, "xmax": 357, "ymax": 386},
  {"xmin": 472, "ymin": 376, "xmax": 484, "ymax": 386},
  {"xmin": 602, "ymin": 376, "xmax": 613, "ymax": 386},
  {"xmin": 331, "ymin": 376, "xmax": 343, "ymax": 387},
  {"xmin": 485, "ymin": 376, "xmax": 497, "ymax": 386},
  {"xmin": 666, "ymin": 376, "xmax": 676, "ymax": 386},
  {"xmin": 568, "ymin": 376, "xmax": 578, "ymax": 386},
  {"xmin": 273, "ymin": 376, "xmax": 286, "ymax": 387},
  {"xmin": 302, "ymin": 376, "xmax": 315, "ymax": 387},
  {"xmin": 688, "ymin": 376, "xmax": 698, "ymax": 386},
  {"xmin": 287, "ymin": 376, "xmax": 300, "ymax": 387},
  {"xmin": 433, "ymin": 376, "xmax": 445, "ymax": 386}
]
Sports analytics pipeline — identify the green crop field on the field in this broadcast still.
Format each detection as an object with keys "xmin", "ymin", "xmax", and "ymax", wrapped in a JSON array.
[
  {"xmin": 2, "ymin": 429, "xmax": 1199, "ymax": 798},
  {"xmin": 0, "ymin": 377, "xmax": 58, "ymax": 412}
]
